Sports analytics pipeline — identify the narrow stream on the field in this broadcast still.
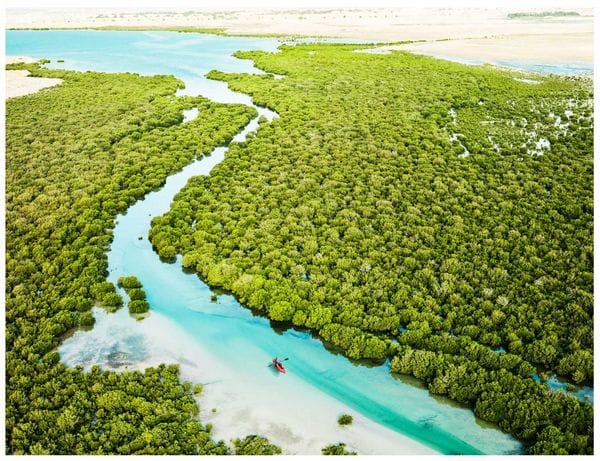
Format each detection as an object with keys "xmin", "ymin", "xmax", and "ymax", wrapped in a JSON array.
[{"xmin": 9, "ymin": 29, "xmax": 524, "ymax": 455}]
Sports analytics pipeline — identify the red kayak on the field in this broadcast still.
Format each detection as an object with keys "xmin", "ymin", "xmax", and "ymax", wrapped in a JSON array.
[{"xmin": 272, "ymin": 358, "xmax": 286, "ymax": 374}]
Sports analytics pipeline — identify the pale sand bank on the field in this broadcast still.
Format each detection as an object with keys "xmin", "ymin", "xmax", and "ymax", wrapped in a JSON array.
[
  {"xmin": 6, "ymin": 70, "xmax": 63, "ymax": 99},
  {"xmin": 59, "ymin": 307, "xmax": 437, "ymax": 455},
  {"xmin": 6, "ymin": 56, "xmax": 63, "ymax": 99},
  {"xmin": 6, "ymin": 8, "xmax": 592, "ymax": 66},
  {"xmin": 6, "ymin": 55, "xmax": 36, "ymax": 64},
  {"xmin": 7, "ymin": 7, "xmax": 593, "ymax": 43},
  {"xmin": 367, "ymin": 32, "xmax": 592, "ymax": 64}
]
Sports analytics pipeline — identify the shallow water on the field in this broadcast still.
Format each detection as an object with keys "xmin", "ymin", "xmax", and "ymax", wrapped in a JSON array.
[
  {"xmin": 531, "ymin": 373, "xmax": 594, "ymax": 404},
  {"xmin": 182, "ymin": 107, "xmax": 199, "ymax": 122},
  {"xmin": 7, "ymin": 30, "xmax": 280, "ymax": 102},
  {"xmin": 496, "ymin": 60, "xmax": 593, "ymax": 76},
  {"xmin": 426, "ymin": 53, "xmax": 592, "ymax": 76},
  {"xmin": 8, "ymin": 29, "xmax": 524, "ymax": 454}
]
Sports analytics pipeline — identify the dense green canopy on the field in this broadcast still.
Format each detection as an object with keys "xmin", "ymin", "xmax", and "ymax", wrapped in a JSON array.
[
  {"xmin": 150, "ymin": 44, "xmax": 593, "ymax": 454},
  {"xmin": 322, "ymin": 442, "xmax": 357, "ymax": 455},
  {"xmin": 232, "ymin": 435, "xmax": 283, "ymax": 455},
  {"xmin": 5, "ymin": 62, "xmax": 261, "ymax": 454},
  {"xmin": 118, "ymin": 276, "xmax": 150, "ymax": 314}
]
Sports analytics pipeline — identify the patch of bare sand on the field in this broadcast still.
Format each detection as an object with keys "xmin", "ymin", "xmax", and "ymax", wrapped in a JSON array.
[
  {"xmin": 366, "ymin": 32, "xmax": 592, "ymax": 64},
  {"xmin": 6, "ymin": 57, "xmax": 63, "ymax": 98},
  {"xmin": 6, "ymin": 55, "xmax": 36, "ymax": 64}
]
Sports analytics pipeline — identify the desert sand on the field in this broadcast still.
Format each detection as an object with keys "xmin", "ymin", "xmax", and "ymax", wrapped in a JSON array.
[
  {"xmin": 6, "ymin": 56, "xmax": 63, "ymax": 98},
  {"xmin": 6, "ymin": 8, "xmax": 592, "ymax": 48},
  {"xmin": 6, "ymin": 8, "xmax": 593, "ymax": 69},
  {"xmin": 5, "ymin": 8, "xmax": 592, "ymax": 41},
  {"xmin": 367, "ymin": 32, "xmax": 592, "ymax": 64}
]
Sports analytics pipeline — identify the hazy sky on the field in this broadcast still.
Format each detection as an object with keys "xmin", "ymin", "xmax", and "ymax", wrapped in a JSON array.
[{"xmin": 5, "ymin": 0, "xmax": 595, "ymax": 9}]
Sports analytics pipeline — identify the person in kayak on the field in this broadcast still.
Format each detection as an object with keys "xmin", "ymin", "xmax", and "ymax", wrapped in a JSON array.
[{"xmin": 272, "ymin": 357, "xmax": 286, "ymax": 373}]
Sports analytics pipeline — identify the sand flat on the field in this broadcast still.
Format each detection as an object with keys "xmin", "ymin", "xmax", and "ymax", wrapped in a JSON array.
[
  {"xmin": 6, "ymin": 56, "xmax": 63, "ymax": 98},
  {"xmin": 367, "ymin": 32, "xmax": 592, "ymax": 64},
  {"xmin": 6, "ymin": 55, "xmax": 36, "ymax": 64},
  {"xmin": 6, "ymin": 70, "xmax": 63, "ymax": 99}
]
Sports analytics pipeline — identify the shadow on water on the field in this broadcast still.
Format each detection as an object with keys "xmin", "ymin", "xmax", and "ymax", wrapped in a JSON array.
[
  {"xmin": 185, "ymin": 267, "xmax": 391, "ymax": 368},
  {"xmin": 391, "ymin": 370, "xmax": 516, "ymax": 433},
  {"xmin": 158, "ymin": 255, "xmax": 178, "ymax": 264},
  {"xmin": 181, "ymin": 265, "xmax": 197, "ymax": 275},
  {"xmin": 206, "ymin": 283, "xmax": 389, "ymax": 369},
  {"xmin": 391, "ymin": 372, "xmax": 427, "ymax": 390}
]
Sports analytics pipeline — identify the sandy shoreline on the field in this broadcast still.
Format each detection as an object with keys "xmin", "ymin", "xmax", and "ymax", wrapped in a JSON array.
[
  {"xmin": 6, "ymin": 7, "xmax": 593, "ymax": 65},
  {"xmin": 6, "ymin": 55, "xmax": 36, "ymax": 64},
  {"xmin": 59, "ymin": 307, "xmax": 437, "ymax": 455},
  {"xmin": 6, "ymin": 56, "xmax": 63, "ymax": 98},
  {"xmin": 368, "ymin": 32, "xmax": 592, "ymax": 65}
]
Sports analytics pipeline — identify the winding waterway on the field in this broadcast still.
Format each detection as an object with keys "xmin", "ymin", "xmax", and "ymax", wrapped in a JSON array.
[{"xmin": 8, "ymin": 30, "xmax": 526, "ymax": 455}]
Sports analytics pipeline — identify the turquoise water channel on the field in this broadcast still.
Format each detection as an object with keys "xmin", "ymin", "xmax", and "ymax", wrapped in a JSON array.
[{"xmin": 8, "ymin": 30, "xmax": 527, "ymax": 454}]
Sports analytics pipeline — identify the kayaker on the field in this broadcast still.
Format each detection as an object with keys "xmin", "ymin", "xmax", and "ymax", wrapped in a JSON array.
[{"xmin": 272, "ymin": 357, "xmax": 286, "ymax": 372}]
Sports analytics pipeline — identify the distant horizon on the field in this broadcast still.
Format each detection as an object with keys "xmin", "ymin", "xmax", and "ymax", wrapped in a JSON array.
[
  {"xmin": 4, "ymin": 0, "xmax": 595, "ymax": 11},
  {"xmin": 5, "ymin": 6, "xmax": 595, "ymax": 10}
]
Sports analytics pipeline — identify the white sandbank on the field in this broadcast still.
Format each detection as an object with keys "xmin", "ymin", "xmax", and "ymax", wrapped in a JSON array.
[
  {"xmin": 367, "ymin": 32, "xmax": 592, "ymax": 65},
  {"xmin": 6, "ymin": 56, "xmax": 63, "ymax": 98},
  {"xmin": 6, "ymin": 55, "xmax": 36, "ymax": 64},
  {"xmin": 59, "ymin": 307, "xmax": 437, "ymax": 455}
]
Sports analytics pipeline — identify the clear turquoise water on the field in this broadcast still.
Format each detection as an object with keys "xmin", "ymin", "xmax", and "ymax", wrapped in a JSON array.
[
  {"xmin": 8, "ymin": 30, "xmax": 525, "ymax": 455},
  {"xmin": 6, "ymin": 30, "xmax": 280, "ymax": 101},
  {"xmin": 534, "ymin": 373, "xmax": 593, "ymax": 404}
]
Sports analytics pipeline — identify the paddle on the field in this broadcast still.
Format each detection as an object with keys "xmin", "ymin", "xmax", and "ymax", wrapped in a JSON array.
[{"xmin": 267, "ymin": 357, "xmax": 289, "ymax": 366}]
